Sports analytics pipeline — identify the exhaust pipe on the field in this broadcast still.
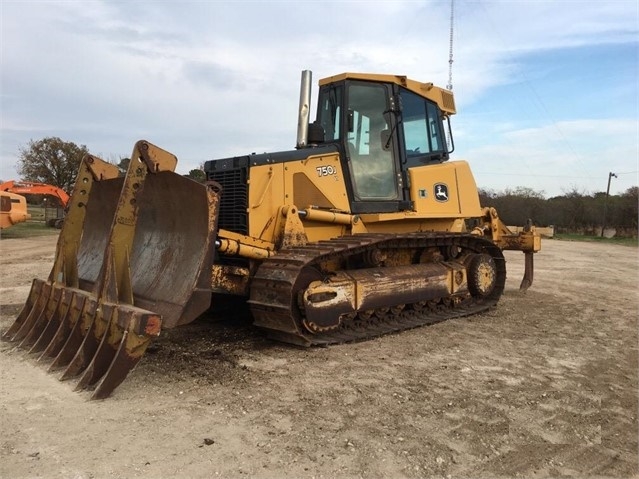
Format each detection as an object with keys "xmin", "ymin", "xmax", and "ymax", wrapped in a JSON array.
[{"xmin": 296, "ymin": 70, "xmax": 312, "ymax": 149}]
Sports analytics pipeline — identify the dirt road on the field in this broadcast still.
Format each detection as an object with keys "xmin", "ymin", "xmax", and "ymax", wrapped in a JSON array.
[{"xmin": 0, "ymin": 234, "xmax": 637, "ymax": 478}]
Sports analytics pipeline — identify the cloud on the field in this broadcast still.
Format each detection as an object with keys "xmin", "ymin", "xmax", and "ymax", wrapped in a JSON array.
[
  {"xmin": 1, "ymin": 0, "xmax": 637, "ymax": 197},
  {"xmin": 456, "ymin": 118, "xmax": 639, "ymax": 196}
]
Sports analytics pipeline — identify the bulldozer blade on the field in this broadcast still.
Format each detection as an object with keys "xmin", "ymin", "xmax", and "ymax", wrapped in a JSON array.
[
  {"xmin": 91, "ymin": 308, "xmax": 161, "ymax": 400},
  {"xmin": 3, "ymin": 141, "xmax": 220, "ymax": 399},
  {"xmin": 30, "ymin": 286, "xmax": 74, "ymax": 355},
  {"xmin": 71, "ymin": 173, "xmax": 219, "ymax": 396},
  {"xmin": 1, "ymin": 279, "xmax": 42, "ymax": 340},
  {"xmin": 49, "ymin": 293, "xmax": 96, "ymax": 371},
  {"xmin": 7, "ymin": 279, "xmax": 50, "ymax": 343},
  {"xmin": 39, "ymin": 290, "xmax": 85, "ymax": 360},
  {"xmin": 112, "ymin": 171, "xmax": 220, "ymax": 328},
  {"xmin": 61, "ymin": 300, "xmax": 112, "ymax": 381},
  {"xmin": 70, "ymin": 146, "xmax": 219, "ymax": 329},
  {"xmin": 75, "ymin": 303, "xmax": 121, "ymax": 390},
  {"xmin": 18, "ymin": 282, "xmax": 60, "ymax": 348}
]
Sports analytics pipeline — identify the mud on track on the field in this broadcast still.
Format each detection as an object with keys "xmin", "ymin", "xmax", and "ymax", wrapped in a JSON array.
[{"xmin": 1, "ymin": 235, "xmax": 637, "ymax": 478}]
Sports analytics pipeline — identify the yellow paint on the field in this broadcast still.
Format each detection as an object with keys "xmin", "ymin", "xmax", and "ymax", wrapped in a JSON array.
[
  {"xmin": 319, "ymin": 73, "xmax": 456, "ymax": 115},
  {"xmin": 409, "ymin": 161, "xmax": 482, "ymax": 218},
  {"xmin": 249, "ymin": 153, "xmax": 351, "ymax": 243}
]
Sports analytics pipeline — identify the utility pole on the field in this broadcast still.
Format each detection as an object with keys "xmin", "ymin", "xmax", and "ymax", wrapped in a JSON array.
[{"xmin": 601, "ymin": 172, "xmax": 617, "ymax": 237}]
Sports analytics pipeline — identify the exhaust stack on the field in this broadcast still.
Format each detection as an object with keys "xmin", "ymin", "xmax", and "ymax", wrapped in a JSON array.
[{"xmin": 296, "ymin": 70, "xmax": 312, "ymax": 149}]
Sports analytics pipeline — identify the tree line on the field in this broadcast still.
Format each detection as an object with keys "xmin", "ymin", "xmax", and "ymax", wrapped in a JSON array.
[
  {"xmin": 6, "ymin": 137, "xmax": 639, "ymax": 237},
  {"xmin": 479, "ymin": 186, "xmax": 638, "ymax": 237}
]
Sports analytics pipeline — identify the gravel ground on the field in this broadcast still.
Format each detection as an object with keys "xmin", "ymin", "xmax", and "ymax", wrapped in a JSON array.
[{"xmin": 0, "ymin": 235, "xmax": 637, "ymax": 478}]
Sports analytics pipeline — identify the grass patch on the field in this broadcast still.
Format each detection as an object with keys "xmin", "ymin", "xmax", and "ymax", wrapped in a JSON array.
[
  {"xmin": 0, "ymin": 221, "xmax": 59, "ymax": 239},
  {"xmin": 553, "ymin": 233, "xmax": 638, "ymax": 247}
]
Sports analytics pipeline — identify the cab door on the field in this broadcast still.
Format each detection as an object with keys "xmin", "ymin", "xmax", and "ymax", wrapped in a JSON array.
[{"xmin": 343, "ymin": 81, "xmax": 407, "ymax": 214}]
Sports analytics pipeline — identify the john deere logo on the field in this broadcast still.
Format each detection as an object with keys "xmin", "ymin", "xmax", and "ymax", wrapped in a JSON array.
[{"xmin": 434, "ymin": 183, "xmax": 449, "ymax": 202}]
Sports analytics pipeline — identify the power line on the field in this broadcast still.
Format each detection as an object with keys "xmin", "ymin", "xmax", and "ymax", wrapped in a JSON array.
[{"xmin": 473, "ymin": 3, "xmax": 598, "ymax": 184}]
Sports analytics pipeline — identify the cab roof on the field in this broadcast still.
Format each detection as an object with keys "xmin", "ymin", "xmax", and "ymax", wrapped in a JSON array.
[{"xmin": 318, "ymin": 72, "xmax": 456, "ymax": 115}]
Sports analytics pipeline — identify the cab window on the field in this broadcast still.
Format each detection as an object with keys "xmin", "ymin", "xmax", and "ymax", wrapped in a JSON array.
[
  {"xmin": 1, "ymin": 196, "xmax": 10, "ymax": 212},
  {"xmin": 346, "ymin": 83, "xmax": 398, "ymax": 200},
  {"xmin": 317, "ymin": 85, "xmax": 342, "ymax": 141},
  {"xmin": 401, "ymin": 89, "xmax": 445, "ymax": 163}
]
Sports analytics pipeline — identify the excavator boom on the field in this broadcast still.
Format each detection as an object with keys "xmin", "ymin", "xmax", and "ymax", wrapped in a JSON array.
[{"xmin": 0, "ymin": 180, "xmax": 71, "ymax": 208}]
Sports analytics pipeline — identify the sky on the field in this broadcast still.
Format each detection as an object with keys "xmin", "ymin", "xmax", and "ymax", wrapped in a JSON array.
[{"xmin": 1, "ymin": 0, "xmax": 637, "ymax": 198}]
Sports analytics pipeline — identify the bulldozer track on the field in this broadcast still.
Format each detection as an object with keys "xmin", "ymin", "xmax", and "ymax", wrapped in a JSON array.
[{"xmin": 248, "ymin": 233, "xmax": 506, "ymax": 346}]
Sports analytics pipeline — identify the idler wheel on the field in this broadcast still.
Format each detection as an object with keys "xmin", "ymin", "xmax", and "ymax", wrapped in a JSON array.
[{"xmin": 467, "ymin": 254, "xmax": 497, "ymax": 298}]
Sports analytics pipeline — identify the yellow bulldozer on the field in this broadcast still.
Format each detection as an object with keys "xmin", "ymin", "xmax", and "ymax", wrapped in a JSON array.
[{"xmin": 3, "ymin": 71, "xmax": 540, "ymax": 399}]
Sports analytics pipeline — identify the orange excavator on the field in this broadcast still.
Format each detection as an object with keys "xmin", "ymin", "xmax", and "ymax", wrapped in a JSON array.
[
  {"xmin": 0, "ymin": 181, "xmax": 70, "ymax": 208},
  {"xmin": 0, "ymin": 181, "xmax": 70, "ymax": 228}
]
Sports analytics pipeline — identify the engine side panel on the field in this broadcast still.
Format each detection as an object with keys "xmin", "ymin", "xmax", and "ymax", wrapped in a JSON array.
[
  {"xmin": 248, "ymin": 152, "xmax": 352, "ymax": 244},
  {"xmin": 408, "ymin": 160, "xmax": 483, "ymax": 218}
]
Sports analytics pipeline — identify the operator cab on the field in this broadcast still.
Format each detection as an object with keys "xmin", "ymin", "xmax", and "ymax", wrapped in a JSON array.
[{"xmin": 315, "ymin": 73, "xmax": 455, "ymax": 214}]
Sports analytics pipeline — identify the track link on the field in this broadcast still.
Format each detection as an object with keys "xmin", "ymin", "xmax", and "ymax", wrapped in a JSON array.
[{"xmin": 248, "ymin": 233, "xmax": 506, "ymax": 346}]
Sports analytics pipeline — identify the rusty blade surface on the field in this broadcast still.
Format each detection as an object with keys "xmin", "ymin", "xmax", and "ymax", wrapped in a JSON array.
[
  {"xmin": 76, "ymin": 178, "xmax": 123, "ymax": 289},
  {"xmin": 72, "ymin": 173, "xmax": 218, "ymax": 398},
  {"xmin": 75, "ymin": 304, "xmax": 121, "ymax": 390},
  {"xmin": 9, "ymin": 280, "xmax": 51, "ymax": 343},
  {"xmin": 18, "ymin": 282, "xmax": 59, "ymax": 348},
  {"xmin": 127, "ymin": 173, "xmax": 218, "ymax": 328},
  {"xmin": 91, "ymin": 308, "xmax": 161, "ymax": 400},
  {"xmin": 40, "ymin": 291, "xmax": 86, "ymax": 360},
  {"xmin": 49, "ymin": 293, "xmax": 97, "ymax": 372},
  {"xmin": 31, "ymin": 287, "xmax": 74, "ymax": 355},
  {"xmin": 72, "ymin": 173, "xmax": 219, "ymax": 329},
  {"xmin": 60, "ymin": 298, "xmax": 108, "ymax": 381},
  {"xmin": 63, "ymin": 173, "xmax": 217, "ymax": 397}
]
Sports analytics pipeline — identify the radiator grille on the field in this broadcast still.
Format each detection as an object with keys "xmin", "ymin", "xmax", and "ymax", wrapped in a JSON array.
[{"xmin": 208, "ymin": 167, "xmax": 248, "ymax": 235}]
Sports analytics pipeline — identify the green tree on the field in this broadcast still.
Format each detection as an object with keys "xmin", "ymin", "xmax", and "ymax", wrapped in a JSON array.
[
  {"xmin": 616, "ymin": 187, "xmax": 638, "ymax": 229},
  {"xmin": 17, "ymin": 137, "xmax": 89, "ymax": 192},
  {"xmin": 479, "ymin": 186, "xmax": 546, "ymax": 226},
  {"xmin": 116, "ymin": 158, "xmax": 131, "ymax": 177},
  {"xmin": 184, "ymin": 166, "xmax": 206, "ymax": 183},
  {"xmin": 478, "ymin": 184, "xmax": 638, "ymax": 236}
]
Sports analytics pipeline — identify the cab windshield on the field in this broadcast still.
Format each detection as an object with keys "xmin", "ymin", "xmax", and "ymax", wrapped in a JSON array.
[
  {"xmin": 345, "ymin": 82, "xmax": 398, "ymax": 200},
  {"xmin": 318, "ymin": 82, "xmax": 398, "ymax": 201},
  {"xmin": 400, "ymin": 88, "xmax": 447, "ymax": 165}
]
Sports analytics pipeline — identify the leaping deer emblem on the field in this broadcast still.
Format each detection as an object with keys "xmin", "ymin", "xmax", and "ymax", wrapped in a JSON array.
[{"xmin": 435, "ymin": 184, "xmax": 449, "ymax": 202}]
